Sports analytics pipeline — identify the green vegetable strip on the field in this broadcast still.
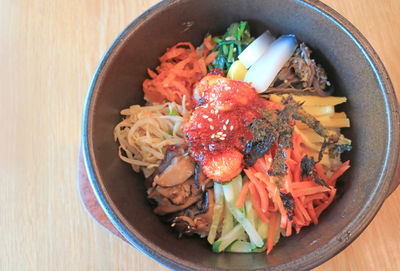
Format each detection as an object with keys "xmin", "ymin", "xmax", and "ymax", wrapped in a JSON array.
[
  {"xmin": 223, "ymin": 182, "xmax": 264, "ymax": 247},
  {"xmin": 208, "ymin": 21, "xmax": 254, "ymax": 73},
  {"xmin": 220, "ymin": 199, "xmax": 234, "ymax": 237},
  {"xmin": 228, "ymin": 43, "xmax": 234, "ymax": 62},
  {"xmin": 226, "ymin": 240, "xmax": 253, "ymax": 253},
  {"xmin": 213, "ymin": 223, "xmax": 244, "ymax": 252}
]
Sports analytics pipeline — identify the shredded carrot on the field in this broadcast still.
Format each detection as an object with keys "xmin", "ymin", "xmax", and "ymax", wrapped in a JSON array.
[
  {"xmin": 243, "ymin": 142, "xmax": 348, "ymax": 254},
  {"xmin": 142, "ymin": 37, "xmax": 217, "ymax": 106},
  {"xmin": 235, "ymin": 181, "xmax": 249, "ymax": 208},
  {"xmin": 292, "ymin": 186, "xmax": 332, "ymax": 197},
  {"xmin": 294, "ymin": 197, "xmax": 311, "ymax": 222},
  {"xmin": 304, "ymin": 193, "xmax": 328, "ymax": 205},
  {"xmin": 307, "ymin": 202, "xmax": 318, "ymax": 224},
  {"xmin": 245, "ymin": 169, "xmax": 269, "ymax": 213},
  {"xmin": 328, "ymin": 160, "xmax": 350, "ymax": 186},
  {"xmin": 293, "ymin": 208, "xmax": 305, "ymax": 226},
  {"xmin": 315, "ymin": 189, "xmax": 337, "ymax": 217},
  {"xmin": 286, "ymin": 221, "xmax": 293, "ymax": 237},
  {"xmin": 248, "ymin": 182, "xmax": 270, "ymax": 223},
  {"xmin": 315, "ymin": 163, "xmax": 328, "ymax": 182}
]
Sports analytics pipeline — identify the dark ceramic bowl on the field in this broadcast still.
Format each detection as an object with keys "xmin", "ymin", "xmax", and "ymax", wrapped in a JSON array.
[{"xmin": 82, "ymin": 0, "xmax": 400, "ymax": 270}]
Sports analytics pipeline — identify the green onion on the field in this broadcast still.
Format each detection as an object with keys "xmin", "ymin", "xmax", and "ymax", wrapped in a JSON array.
[{"xmin": 208, "ymin": 21, "xmax": 254, "ymax": 73}]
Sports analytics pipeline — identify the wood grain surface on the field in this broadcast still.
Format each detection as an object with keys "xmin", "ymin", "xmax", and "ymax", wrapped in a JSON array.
[{"xmin": 1, "ymin": 0, "xmax": 399, "ymax": 270}]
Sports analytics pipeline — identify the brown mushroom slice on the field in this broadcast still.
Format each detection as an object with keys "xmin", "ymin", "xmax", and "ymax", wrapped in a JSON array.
[
  {"xmin": 156, "ymin": 181, "xmax": 192, "ymax": 205},
  {"xmin": 193, "ymin": 189, "xmax": 215, "ymax": 233},
  {"xmin": 145, "ymin": 145, "xmax": 185, "ymax": 188},
  {"xmin": 171, "ymin": 188, "xmax": 215, "ymax": 236},
  {"xmin": 153, "ymin": 193, "xmax": 201, "ymax": 215},
  {"xmin": 153, "ymin": 155, "xmax": 195, "ymax": 187}
]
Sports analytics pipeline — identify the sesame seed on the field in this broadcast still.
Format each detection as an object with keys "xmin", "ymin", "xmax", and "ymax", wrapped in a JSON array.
[
  {"xmin": 171, "ymin": 223, "xmax": 176, "ymax": 227},
  {"xmin": 215, "ymin": 134, "xmax": 220, "ymax": 138},
  {"xmin": 223, "ymin": 125, "xmax": 226, "ymax": 130},
  {"xmin": 219, "ymin": 137, "xmax": 225, "ymax": 140},
  {"xmin": 211, "ymin": 110, "xmax": 214, "ymax": 114},
  {"xmin": 215, "ymin": 109, "xmax": 219, "ymax": 114},
  {"xmin": 210, "ymin": 125, "xmax": 214, "ymax": 130},
  {"xmin": 217, "ymin": 132, "xmax": 223, "ymax": 135},
  {"xmin": 230, "ymin": 125, "xmax": 234, "ymax": 131},
  {"xmin": 208, "ymin": 118, "xmax": 212, "ymax": 122},
  {"xmin": 222, "ymin": 134, "xmax": 226, "ymax": 137},
  {"xmin": 202, "ymin": 115, "xmax": 208, "ymax": 118},
  {"xmin": 268, "ymin": 157, "xmax": 272, "ymax": 162},
  {"xmin": 225, "ymin": 119, "xmax": 229, "ymax": 125},
  {"xmin": 211, "ymin": 134, "xmax": 215, "ymax": 139}
]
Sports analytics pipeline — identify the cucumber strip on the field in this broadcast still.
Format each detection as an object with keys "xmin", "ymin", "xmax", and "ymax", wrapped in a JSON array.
[
  {"xmin": 257, "ymin": 218, "xmax": 269, "ymax": 240},
  {"xmin": 223, "ymin": 183, "xmax": 264, "ymax": 247},
  {"xmin": 213, "ymin": 223, "xmax": 244, "ymax": 253},
  {"xmin": 245, "ymin": 198, "xmax": 257, "ymax": 229},
  {"xmin": 221, "ymin": 201, "xmax": 234, "ymax": 237},
  {"xmin": 252, "ymin": 239, "xmax": 268, "ymax": 252},
  {"xmin": 207, "ymin": 183, "xmax": 225, "ymax": 244},
  {"xmin": 226, "ymin": 240, "xmax": 253, "ymax": 253}
]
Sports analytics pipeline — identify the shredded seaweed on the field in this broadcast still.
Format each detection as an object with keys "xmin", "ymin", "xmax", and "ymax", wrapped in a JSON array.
[
  {"xmin": 300, "ymin": 155, "xmax": 330, "ymax": 189},
  {"xmin": 279, "ymin": 191, "xmax": 295, "ymax": 221},
  {"xmin": 244, "ymin": 118, "xmax": 279, "ymax": 166},
  {"xmin": 269, "ymin": 144, "xmax": 287, "ymax": 177}
]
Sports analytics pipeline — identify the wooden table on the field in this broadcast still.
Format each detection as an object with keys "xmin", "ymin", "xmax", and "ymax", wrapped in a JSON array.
[{"xmin": 1, "ymin": 0, "xmax": 399, "ymax": 270}]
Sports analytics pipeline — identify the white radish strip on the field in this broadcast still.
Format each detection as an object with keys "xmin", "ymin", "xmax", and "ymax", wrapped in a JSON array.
[
  {"xmin": 238, "ymin": 31, "xmax": 275, "ymax": 68},
  {"xmin": 245, "ymin": 35, "xmax": 297, "ymax": 93}
]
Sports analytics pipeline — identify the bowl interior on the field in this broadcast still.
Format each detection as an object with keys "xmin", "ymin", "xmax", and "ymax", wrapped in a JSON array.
[{"xmin": 84, "ymin": 0, "xmax": 397, "ymax": 270}]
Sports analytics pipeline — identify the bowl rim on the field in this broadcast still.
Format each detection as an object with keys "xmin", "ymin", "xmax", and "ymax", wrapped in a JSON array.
[{"xmin": 82, "ymin": 0, "xmax": 400, "ymax": 270}]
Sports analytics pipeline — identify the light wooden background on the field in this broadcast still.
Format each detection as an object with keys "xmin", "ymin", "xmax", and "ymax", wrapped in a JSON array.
[{"xmin": 1, "ymin": 0, "xmax": 399, "ymax": 270}]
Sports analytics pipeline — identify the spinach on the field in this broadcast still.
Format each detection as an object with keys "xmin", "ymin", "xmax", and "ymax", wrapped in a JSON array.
[{"xmin": 209, "ymin": 21, "xmax": 254, "ymax": 73}]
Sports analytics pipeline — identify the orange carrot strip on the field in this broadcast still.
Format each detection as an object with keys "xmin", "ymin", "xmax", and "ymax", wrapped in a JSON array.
[
  {"xmin": 245, "ymin": 169, "xmax": 270, "ymax": 213},
  {"xmin": 328, "ymin": 160, "xmax": 350, "ymax": 186},
  {"xmin": 293, "ymin": 165, "xmax": 301, "ymax": 183},
  {"xmin": 294, "ymin": 197, "xmax": 311, "ymax": 222},
  {"xmin": 283, "ymin": 167, "xmax": 293, "ymax": 193},
  {"xmin": 315, "ymin": 188, "xmax": 337, "ymax": 217},
  {"xmin": 315, "ymin": 163, "xmax": 328, "ymax": 182},
  {"xmin": 292, "ymin": 186, "xmax": 331, "ymax": 197},
  {"xmin": 235, "ymin": 181, "xmax": 249, "ymax": 208},
  {"xmin": 253, "ymin": 157, "xmax": 270, "ymax": 174},
  {"xmin": 267, "ymin": 212, "xmax": 278, "ymax": 255},
  {"xmin": 291, "ymin": 181, "xmax": 320, "ymax": 189},
  {"xmin": 293, "ymin": 208, "xmax": 305, "ymax": 226},
  {"xmin": 280, "ymin": 213, "xmax": 288, "ymax": 229},
  {"xmin": 307, "ymin": 202, "xmax": 318, "ymax": 224},
  {"xmin": 248, "ymin": 183, "xmax": 270, "ymax": 223},
  {"xmin": 286, "ymin": 221, "xmax": 293, "ymax": 237},
  {"xmin": 304, "ymin": 193, "xmax": 328, "ymax": 205}
]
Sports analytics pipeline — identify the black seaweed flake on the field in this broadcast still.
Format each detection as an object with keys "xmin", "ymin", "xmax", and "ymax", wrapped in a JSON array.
[
  {"xmin": 269, "ymin": 144, "xmax": 287, "ymax": 177},
  {"xmin": 300, "ymin": 155, "xmax": 330, "ymax": 189},
  {"xmin": 244, "ymin": 118, "xmax": 278, "ymax": 166},
  {"xmin": 280, "ymin": 191, "xmax": 295, "ymax": 221},
  {"xmin": 282, "ymin": 95, "xmax": 351, "ymax": 160}
]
